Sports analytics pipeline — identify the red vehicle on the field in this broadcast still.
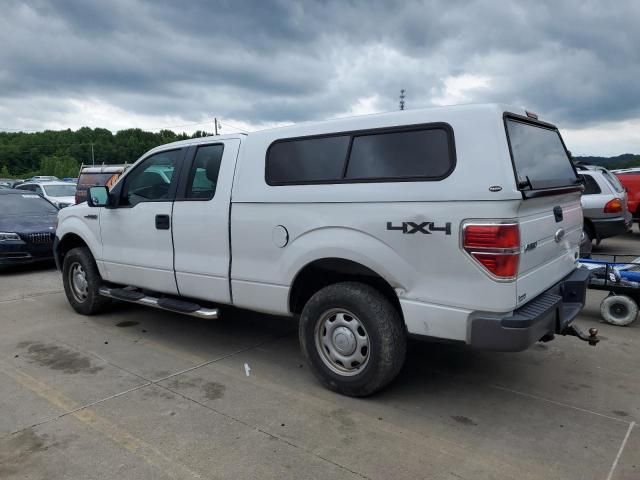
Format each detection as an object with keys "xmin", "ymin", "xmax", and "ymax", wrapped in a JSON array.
[{"xmin": 615, "ymin": 171, "xmax": 640, "ymax": 224}]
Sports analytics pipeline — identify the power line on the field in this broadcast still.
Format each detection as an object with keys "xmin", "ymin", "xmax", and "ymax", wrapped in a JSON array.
[{"xmin": 218, "ymin": 121, "xmax": 250, "ymax": 134}]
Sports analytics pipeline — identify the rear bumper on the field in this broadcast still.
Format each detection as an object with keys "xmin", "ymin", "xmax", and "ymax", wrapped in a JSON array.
[
  {"xmin": 591, "ymin": 217, "xmax": 631, "ymax": 240},
  {"xmin": 470, "ymin": 267, "xmax": 590, "ymax": 351}
]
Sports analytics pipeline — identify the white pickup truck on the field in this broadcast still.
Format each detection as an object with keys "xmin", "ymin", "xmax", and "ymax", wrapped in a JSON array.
[{"xmin": 55, "ymin": 104, "xmax": 595, "ymax": 396}]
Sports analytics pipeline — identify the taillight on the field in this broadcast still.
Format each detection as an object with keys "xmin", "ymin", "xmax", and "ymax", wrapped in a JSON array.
[
  {"xmin": 604, "ymin": 198, "xmax": 623, "ymax": 213},
  {"xmin": 463, "ymin": 223, "xmax": 520, "ymax": 280}
]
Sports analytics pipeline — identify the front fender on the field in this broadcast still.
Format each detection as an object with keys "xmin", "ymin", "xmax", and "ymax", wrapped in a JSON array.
[{"xmin": 56, "ymin": 208, "xmax": 103, "ymax": 274}]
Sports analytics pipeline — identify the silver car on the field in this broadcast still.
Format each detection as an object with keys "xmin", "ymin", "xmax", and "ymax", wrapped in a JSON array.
[{"xmin": 578, "ymin": 165, "xmax": 632, "ymax": 255}]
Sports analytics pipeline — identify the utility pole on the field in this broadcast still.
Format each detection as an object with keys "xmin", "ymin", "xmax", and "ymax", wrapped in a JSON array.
[
  {"xmin": 214, "ymin": 117, "xmax": 222, "ymax": 136},
  {"xmin": 91, "ymin": 143, "xmax": 95, "ymax": 165},
  {"xmin": 399, "ymin": 89, "xmax": 406, "ymax": 111}
]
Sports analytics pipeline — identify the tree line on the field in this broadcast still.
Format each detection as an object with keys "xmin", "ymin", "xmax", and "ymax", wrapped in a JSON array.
[
  {"xmin": 2, "ymin": 127, "xmax": 638, "ymax": 179},
  {"xmin": 0, "ymin": 128, "xmax": 213, "ymax": 179}
]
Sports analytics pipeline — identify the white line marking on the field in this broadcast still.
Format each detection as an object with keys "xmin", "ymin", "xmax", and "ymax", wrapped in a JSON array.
[
  {"xmin": 492, "ymin": 385, "xmax": 629, "ymax": 423},
  {"xmin": 606, "ymin": 421, "xmax": 635, "ymax": 480}
]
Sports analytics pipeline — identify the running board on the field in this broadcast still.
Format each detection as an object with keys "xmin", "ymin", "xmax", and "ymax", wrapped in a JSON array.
[{"xmin": 98, "ymin": 287, "xmax": 219, "ymax": 319}]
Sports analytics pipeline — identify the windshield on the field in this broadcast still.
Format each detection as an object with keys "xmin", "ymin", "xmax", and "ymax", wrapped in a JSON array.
[
  {"xmin": 42, "ymin": 184, "xmax": 76, "ymax": 197},
  {"xmin": 1, "ymin": 194, "xmax": 58, "ymax": 215},
  {"xmin": 506, "ymin": 118, "xmax": 579, "ymax": 190}
]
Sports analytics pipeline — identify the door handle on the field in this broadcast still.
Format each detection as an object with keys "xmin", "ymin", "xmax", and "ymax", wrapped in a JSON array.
[{"xmin": 155, "ymin": 214, "xmax": 171, "ymax": 230}]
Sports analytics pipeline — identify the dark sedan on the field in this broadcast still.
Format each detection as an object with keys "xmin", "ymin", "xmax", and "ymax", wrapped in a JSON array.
[{"xmin": 0, "ymin": 189, "xmax": 58, "ymax": 266}]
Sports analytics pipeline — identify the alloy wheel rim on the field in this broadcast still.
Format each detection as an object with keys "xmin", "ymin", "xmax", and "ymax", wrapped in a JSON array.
[{"xmin": 314, "ymin": 308, "xmax": 370, "ymax": 376}]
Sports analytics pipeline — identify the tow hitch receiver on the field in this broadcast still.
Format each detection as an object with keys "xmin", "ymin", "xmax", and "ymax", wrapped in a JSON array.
[{"xmin": 562, "ymin": 324, "xmax": 599, "ymax": 346}]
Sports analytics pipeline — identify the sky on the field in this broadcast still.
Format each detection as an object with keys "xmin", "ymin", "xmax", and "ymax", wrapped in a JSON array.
[{"xmin": 1, "ymin": 0, "xmax": 639, "ymax": 156}]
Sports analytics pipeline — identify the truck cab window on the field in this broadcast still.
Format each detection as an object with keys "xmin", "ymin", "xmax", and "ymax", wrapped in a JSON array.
[
  {"xmin": 121, "ymin": 150, "xmax": 181, "ymax": 206},
  {"xmin": 186, "ymin": 144, "xmax": 224, "ymax": 200}
]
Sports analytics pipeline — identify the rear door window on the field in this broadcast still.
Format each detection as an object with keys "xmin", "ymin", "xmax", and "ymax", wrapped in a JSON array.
[
  {"xmin": 184, "ymin": 144, "xmax": 224, "ymax": 200},
  {"xmin": 506, "ymin": 118, "xmax": 579, "ymax": 190},
  {"xmin": 579, "ymin": 174, "xmax": 601, "ymax": 195}
]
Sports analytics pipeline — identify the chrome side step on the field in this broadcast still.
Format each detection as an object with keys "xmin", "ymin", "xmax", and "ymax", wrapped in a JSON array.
[{"xmin": 98, "ymin": 287, "xmax": 219, "ymax": 319}]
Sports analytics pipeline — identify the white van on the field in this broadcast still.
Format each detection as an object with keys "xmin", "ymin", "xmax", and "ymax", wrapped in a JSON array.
[{"xmin": 54, "ymin": 104, "xmax": 593, "ymax": 396}]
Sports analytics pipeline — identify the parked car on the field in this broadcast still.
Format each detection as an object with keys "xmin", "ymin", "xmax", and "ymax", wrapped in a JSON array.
[
  {"xmin": 577, "ymin": 165, "xmax": 632, "ymax": 255},
  {"xmin": 7, "ymin": 179, "xmax": 24, "ymax": 188},
  {"xmin": 614, "ymin": 171, "xmax": 640, "ymax": 227},
  {"xmin": 27, "ymin": 176, "xmax": 60, "ymax": 183},
  {"xmin": 75, "ymin": 165, "xmax": 129, "ymax": 204},
  {"xmin": 0, "ymin": 189, "xmax": 57, "ymax": 267},
  {"xmin": 55, "ymin": 104, "xmax": 594, "ymax": 396},
  {"xmin": 15, "ymin": 181, "xmax": 77, "ymax": 209}
]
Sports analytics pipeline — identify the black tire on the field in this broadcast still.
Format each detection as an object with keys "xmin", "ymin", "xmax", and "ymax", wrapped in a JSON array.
[
  {"xmin": 62, "ymin": 247, "xmax": 110, "ymax": 315},
  {"xmin": 299, "ymin": 281, "xmax": 406, "ymax": 397},
  {"xmin": 580, "ymin": 228, "xmax": 593, "ymax": 258}
]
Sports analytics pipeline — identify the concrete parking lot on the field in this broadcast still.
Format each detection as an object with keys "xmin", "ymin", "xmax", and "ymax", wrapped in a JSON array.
[{"xmin": 1, "ymin": 236, "xmax": 638, "ymax": 480}]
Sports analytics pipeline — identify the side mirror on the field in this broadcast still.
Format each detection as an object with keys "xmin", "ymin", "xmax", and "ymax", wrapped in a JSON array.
[{"xmin": 87, "ymin": 186, "xmax": 109, "ymax": 207}]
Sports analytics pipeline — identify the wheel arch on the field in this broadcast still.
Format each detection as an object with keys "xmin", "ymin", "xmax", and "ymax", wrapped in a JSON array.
[
  {"xmin": 56, "ymin": 232, "xmax": 93, "ymax": 269},
  {"xmin": 288, "ymin": 257, "xmax": 403, "ymax": 318}
]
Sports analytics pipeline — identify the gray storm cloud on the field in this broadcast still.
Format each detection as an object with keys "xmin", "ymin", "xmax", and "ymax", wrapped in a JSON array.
[{"xmin": 1, "ymin": 0, "xmax": 639, "ymax": 134}]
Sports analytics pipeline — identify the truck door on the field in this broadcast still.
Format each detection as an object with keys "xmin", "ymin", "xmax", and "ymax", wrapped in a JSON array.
[
  {"xmin": 172, "ymin": 139, "xmax": 240, "ymax": 303},
  {"xmin": 99, "ymin": 148, "xmax": 186, "ymax": 294}
]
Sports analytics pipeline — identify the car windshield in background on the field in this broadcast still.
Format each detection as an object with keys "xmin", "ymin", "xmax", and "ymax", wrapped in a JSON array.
[
  {"xmin": 506, "ymin": 118, "xmax": 579, "ymax": 190},
  {"xmin": 42, "ymin": 184, "xmax": 76, "ymax": 197},
  {"xmin": 1, "ymin": 194, "xmax": 58, "ymax": 215}
]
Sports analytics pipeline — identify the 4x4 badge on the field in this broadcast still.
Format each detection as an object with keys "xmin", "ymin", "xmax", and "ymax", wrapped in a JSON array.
[{"xmin": 387, "ymin": 222, "xmax": 452, "ymax": 235}]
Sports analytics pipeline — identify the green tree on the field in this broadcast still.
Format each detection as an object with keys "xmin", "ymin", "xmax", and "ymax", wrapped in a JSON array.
[{"xmin": 39, "ymin": 154, "xmax": 80, "ymax": 178}]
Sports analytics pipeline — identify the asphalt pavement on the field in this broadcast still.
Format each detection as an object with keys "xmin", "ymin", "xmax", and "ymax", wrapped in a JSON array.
[{"xmin": 0, "ymin": 235, "xmax": 638, "ymax": 479}]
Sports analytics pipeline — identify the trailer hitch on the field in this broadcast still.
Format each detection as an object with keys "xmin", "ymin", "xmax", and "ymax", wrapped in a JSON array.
[{"xmin": 562, "ymin": 324, "xmax": 599, "ymax": 346}]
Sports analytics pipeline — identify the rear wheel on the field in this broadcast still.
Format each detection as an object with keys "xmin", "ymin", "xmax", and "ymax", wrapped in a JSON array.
[
  {"xmin": 62, "ymin": 247, "xmax": 110, "ymax": 315},
  {"xmin": 600, "ymin": 295, "xmax": 638, "ymax": 326},
  {"xmin": 299, "ymin": 282, "xmax": 406, "ymax": 397}
]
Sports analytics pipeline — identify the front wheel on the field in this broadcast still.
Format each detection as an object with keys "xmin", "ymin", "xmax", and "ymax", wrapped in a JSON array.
[
  {"xmin": 299, "ymin": 282, "xmax": 406, "ymax": 397},
  {"xmin": 62, "ymin": 247, "xmax": 110, "ymax": 315}
]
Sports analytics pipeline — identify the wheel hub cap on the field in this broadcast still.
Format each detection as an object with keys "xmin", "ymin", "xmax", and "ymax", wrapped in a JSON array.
[
  {"xmin": 332, "ymin": 326, "xmax": 356, "ymax": 355},
  {"xmin": 314, "ymin": 309, "xmax": 370, "ymax": 377},
  {"xmin": 69, "ymin": 262, "xmax": 89, "ymax": 302}
]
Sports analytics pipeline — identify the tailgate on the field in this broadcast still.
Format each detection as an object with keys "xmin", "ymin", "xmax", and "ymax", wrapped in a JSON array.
[
  {"xmin": 517, "ymin": 194, "xmax": 582, "ymax": 306},
  {"xmin": 504, "ymin": 113, "xmax": 583, "ymax": 307}
]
